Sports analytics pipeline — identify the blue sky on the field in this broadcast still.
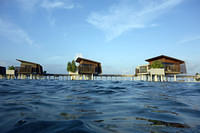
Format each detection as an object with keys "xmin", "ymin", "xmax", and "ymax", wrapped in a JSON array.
[{"xmin": 0, "ymin": 0, "xmax": 200, "ymax": 74}]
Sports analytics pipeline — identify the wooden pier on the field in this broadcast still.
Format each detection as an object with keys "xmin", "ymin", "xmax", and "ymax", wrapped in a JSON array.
[
  {"xmin": 43, "ymin": 74, "xmax": 135, "ymax": 80},
  {"xmin": 0, "ymin": 73, "xmax": 199, "ymax": 82}
]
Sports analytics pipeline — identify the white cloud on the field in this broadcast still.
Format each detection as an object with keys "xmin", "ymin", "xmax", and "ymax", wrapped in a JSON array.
[
  {"xmin": 177, "ymin": 35, "xmax": 200, "ymax": 44},
  {"xmin": 0, "ymin": 18, "xmax": 37, "ymax": 47},
  {"xmin": 17, "ymin": 0, "xmax": 76, "ymax": 11},
  {"xmin": 41, "ymin": 0, "xmax": 76, "ymax": 26},
  {"xmin": 41, "ymin": 0, "xmax": 74, "ymax": 10},
  {"xmin": 16, "ymin": 0, "xmax": 78, "ymax": 26},
  {"xmin": 87, "ymin": 0, "xmax": 184, "ymax": 41}
]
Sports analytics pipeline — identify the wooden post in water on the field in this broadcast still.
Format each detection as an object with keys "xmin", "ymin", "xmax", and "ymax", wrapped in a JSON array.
[
  {"xmin": 91, "ymin": 74, "xmax": 94, "ymax": 80},
  {"xmin": 20, "ymin": 74, "xmax": 23, "ymax": 79},
  {"xmin": 161, "ymin": 75, "xmax": 164, "ymax": 82},
  {"xmin": 174, "ymin": 75, "xmax": 177, "ymax": 82},
  {"xmin": 155, "ymin": 75, "xmax": 158, "ymax": 82},
  {"xmin": 150, "ymin": 74, "xmax": 152, "ymax": 82},
  {"xmin": 141, "ymin": 75, "xmax": 144, "ymax": 81}
]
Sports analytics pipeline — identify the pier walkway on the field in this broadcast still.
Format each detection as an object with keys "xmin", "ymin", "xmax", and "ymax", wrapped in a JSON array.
[{"xmin": 0, "ymin": 73, "xmax": 199, "ymax": 82}]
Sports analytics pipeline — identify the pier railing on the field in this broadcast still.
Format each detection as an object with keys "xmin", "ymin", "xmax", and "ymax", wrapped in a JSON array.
[{"xmin": 0, "ymin": 72, "xmax": 199, "ymax": 82}]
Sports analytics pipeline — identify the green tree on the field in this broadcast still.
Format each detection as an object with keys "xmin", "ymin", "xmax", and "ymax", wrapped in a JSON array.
[
  {"xmin": 71, "ymin": 60, "xmax": 77, "ymax": 73},
  {"xmin": 8, "ymin": 65, "xmax": 15, "ymax": 70},
  {"xmin": 67, "ymin": 60, "xmax": 77, "ymax": 73},
  {"xmin": 67, "ymin": 62, "xmax": 72, "ymax": 72},
  {"xmin": 151, "ymin": 60, "xmax": 164, "ymax": 69},
  {"xmin": 196, "ymin": 73, "xmax": 200, "ymax": 81}
]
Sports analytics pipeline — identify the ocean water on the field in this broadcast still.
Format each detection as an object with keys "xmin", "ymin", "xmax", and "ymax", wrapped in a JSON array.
[{"xmin": 0, "ymin": 80, "xmax": 200, "ymax": 133}]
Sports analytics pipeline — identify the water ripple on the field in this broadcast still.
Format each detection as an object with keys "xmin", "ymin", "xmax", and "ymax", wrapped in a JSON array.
[{"xmin": 0, "ymin": 80, "xmax": 200, "ymax": 133}]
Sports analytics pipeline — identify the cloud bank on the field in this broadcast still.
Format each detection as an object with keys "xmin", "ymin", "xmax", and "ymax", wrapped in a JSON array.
[
  {"xmin": 87, "ymin": 0, "xmax": 184, "ymax": 41},
  {"xmin": 16, "ymin": 0, "xmax": 78, "ymax": 26},
  {"xmin": 0, "ymin": 18, "xmax": 35, "ymax": 46}
]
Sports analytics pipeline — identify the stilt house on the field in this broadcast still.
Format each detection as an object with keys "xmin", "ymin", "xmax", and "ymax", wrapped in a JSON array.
[
  {"xmin": 76, "ymin": 57, "xmax": 102, "ymax": 75},
  {"xmin": 0, "ymin": 66, "xmax": 6, "ymax": 76},
  {"xmin": 145, "ymin": 55, "xmax": 186, "ymax": 74},
  {"xmin": 136, "ymin": 55, "xmax": 186, "ymax": 75},
  {"xmin": 16, "ymin": 59, "xmax": 43, "ymax": 75}
]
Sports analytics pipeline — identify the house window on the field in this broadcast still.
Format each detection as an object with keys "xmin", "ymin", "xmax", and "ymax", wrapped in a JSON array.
[{"xmin": 139, "ymin": 66, "xmax": 147, "ymax": 73}]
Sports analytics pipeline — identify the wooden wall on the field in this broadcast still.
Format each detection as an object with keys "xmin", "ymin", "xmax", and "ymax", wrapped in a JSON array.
[{"xmin": 148, "ymin": 57, "xmax": 183, "ymax": 73}]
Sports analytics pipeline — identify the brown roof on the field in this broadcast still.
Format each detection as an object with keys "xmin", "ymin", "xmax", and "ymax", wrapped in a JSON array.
[
  {"xmin": 16, "ymin": 59, "xmax": 41, "ymax": 66},
  {"xmin": 76, "ymin": 57, "xmax": 101, "ymax": 64},
  {"xmin": 145, "ymin": 55, "xmax": 185, "ymax": 63}
]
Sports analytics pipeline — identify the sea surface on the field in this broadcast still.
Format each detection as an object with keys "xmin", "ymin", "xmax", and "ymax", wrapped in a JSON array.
[{"xmin": 0, "ymin": 80, "xmax": 200, "ymax": 133}]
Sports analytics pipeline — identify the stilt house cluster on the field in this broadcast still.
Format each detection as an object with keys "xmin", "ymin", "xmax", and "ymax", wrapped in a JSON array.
[{"xmin": 1, "ymin": 55, "xmax": 197, "ymax": 82}]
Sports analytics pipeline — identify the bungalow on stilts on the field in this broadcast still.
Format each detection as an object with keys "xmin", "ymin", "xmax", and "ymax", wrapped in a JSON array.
[
  {"xmin": 0, "ymin": 66, "xmax": 6, "ymax": 79},
  {"xmin": 76, "ymin": 57, "xmax": 102, "ymax": 80},
  {"xmin": 135, "ymin": 55, "xmax": 186, "ymax": 82},
  {"xmin": 16, "ymin": 59, "xmax": 43, "ymax": 79}
]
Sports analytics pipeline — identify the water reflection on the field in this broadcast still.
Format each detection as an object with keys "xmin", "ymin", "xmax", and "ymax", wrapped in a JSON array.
[{"xmin": 136, "ymin": 117, "xmax": 190, "ymax": 128}]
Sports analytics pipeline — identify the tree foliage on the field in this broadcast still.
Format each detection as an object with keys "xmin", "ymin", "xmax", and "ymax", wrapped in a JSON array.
[
  {"xmin": 196, "ymin": 73, "xmax": 200, "ymax": 81},
  {"xmin": 67, "ymin": 60, "xmax": 77, "ymax": 73},
  {"xmin": 8, "ymin": 65, "xmax": 15, "ymax": 70},
  {"xmin": 71, "ymin": 60, "xmax": 77, "ymax": 72},
  {"xmin": 67, "ymin": 62, "xmax": 72, "ymax": 72},
  {"xmin": 151, "ymin": 60, "xmax": 164, "ymax": 69}
]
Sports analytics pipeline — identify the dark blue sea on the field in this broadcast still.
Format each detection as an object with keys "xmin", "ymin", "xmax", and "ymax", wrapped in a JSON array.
[{"xmin": 0, "ymin": 80, "xmax": 200, "ymax": 133}]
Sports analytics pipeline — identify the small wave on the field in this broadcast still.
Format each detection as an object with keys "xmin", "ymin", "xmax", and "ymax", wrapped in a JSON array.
[
  {"xmin": 6, "ymin": 120, "xmax": 99, "ymax": 133},
  {"xmin": 0, "ymin": 80, "xmax": 200, "ymax": 133}
]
